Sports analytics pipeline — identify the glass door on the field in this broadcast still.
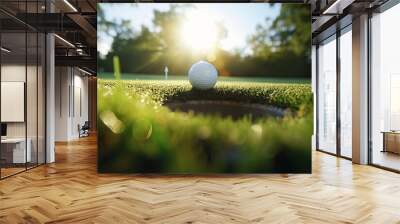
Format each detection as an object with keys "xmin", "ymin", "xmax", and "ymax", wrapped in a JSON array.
[
  {"xmin": 0, "ymin": 1, "xmax": 46, "ymax": 179},
  {"xmin": 1, "ymin": 30, "xmax": 28, "ymax": 178},
  {"xmin": 370, "ymin": 4, "xmax": 400, "ymax": 171},
  {"xmin": 317, "ymin": 35, "xmax": 337, "ymax": 154},
  {"xmin": 339, "ymin": 26, "xmax": 352, "ymax": 158}
]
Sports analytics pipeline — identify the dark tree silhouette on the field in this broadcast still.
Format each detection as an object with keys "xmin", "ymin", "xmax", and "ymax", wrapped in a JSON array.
[{"xmin": 98, "ymin": 4, "xmax": 311, "ymax": 78}]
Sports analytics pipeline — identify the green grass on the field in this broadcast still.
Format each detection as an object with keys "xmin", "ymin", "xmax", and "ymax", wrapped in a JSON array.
[
  {"xmin": 98, "ymin": 72, "xmax": 311, "ymax": 84},
  {"xmin": 98, "ymin": 79, "xmax": 313, "ymax": 173}
]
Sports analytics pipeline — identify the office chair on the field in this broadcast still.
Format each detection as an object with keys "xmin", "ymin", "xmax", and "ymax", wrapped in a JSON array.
[{"xmin": 79, "ymin": 121, "xmax": 90, "ymax": 138}]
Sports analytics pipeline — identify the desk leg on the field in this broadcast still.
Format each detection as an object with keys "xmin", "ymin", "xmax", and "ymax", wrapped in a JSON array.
[{"xmin": 382, "ymin": 133, "xmax": 386, "ymax": 153}]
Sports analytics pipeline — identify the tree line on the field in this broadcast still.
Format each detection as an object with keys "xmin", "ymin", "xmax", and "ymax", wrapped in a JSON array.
[{"xmin": 98, "ymin": 4, "xmax": 311, "ymax": 78}]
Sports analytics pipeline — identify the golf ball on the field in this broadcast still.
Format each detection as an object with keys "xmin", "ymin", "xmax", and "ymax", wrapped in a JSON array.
[{"xmin": 188, "ymin": 61, "xmax": 218, "ymax": 90}]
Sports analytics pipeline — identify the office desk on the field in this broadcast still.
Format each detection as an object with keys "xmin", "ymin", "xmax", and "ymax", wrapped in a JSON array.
[
  {"xmin": 1, "ymin": 138, "xmax": 31, "ymax": 163},
  {"xmin": 381, "ymin": 131, "xmax": 400, "ymax": 154}
]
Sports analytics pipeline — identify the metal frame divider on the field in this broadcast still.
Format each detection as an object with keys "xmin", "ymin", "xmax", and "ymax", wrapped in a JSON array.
[
  {"xmin": 315, "ymin": 44, "xmax": 320, "ymax": 151},
  {"xmin": 36, "ymin": 0, "xmax": 39, "ymax": 168},
  {"xmin": 25, "ymin": 0, "xmax": 28, "ymax": 171},
  {"xmin": 0, "ymin": 22, "xmax": 2, "ymax": 179},
  {"xmin": 367, "ymin": 10, "xmax": 373, "ymax": 165},
  {"xmin": 336, "ymin": 25, "xmax": 341, "ymax": 157}
]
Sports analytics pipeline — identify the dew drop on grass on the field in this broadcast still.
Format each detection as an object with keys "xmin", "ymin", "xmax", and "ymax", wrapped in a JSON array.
[
  {"xmin": 100, "ymin": 110, "xmax": 125, "ymax": 134},
  {"xmin": 251, "ymin": 124, "xmax": 263, "ymax": 137},
  {"xmin": 133, "ymin": 119, "xmax": 153, "ymax": 142}
]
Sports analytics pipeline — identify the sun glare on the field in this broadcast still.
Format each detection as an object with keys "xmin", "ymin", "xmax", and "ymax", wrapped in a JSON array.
[{"xmin": 180, "ymin": 11, "xmax": 218, "ymax": 53}]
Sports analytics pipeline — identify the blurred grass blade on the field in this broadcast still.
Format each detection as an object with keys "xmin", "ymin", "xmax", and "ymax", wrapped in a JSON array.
[
  {"xmin": 113, "ymin": 56, "xmax": 121, "ymax": 80},
  {"xmin": 98, "ymin": 79, "xmax": 313, "ymax": 173}
]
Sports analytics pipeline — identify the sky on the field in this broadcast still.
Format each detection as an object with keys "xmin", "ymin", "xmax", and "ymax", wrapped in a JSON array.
[{"xmin": 98, "ymin": 3, "xmax": 281, "ymax": 56}]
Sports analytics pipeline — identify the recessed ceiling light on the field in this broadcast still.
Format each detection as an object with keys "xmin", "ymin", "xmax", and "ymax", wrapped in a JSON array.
[
  {"xmin": 1, "ymin": 47, "xmax": 11, "ymax": 53},
  {"xmin": 63, "ymin": 0, "xmax": 78, "ymax": 12},
  {"xmin": 54, "ymin": 34, "xmax": 75, "ymax": 48},
  {"xmin": 322, "ymin": 0, "xmax": 354, "ymax": 15},
  {"xmin": 78, "ymin": 67, "xmax": 93, "ymax": 76}
]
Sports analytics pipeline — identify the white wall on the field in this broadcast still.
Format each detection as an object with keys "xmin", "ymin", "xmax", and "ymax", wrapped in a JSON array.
[
  {"xmin": 1, "ymin": 82, "xmax": 25, "ymax": 122},
  {"xmin": 55, "ymin": 67, "xmax": 70, "ymax": 141},
  {"xmin": 55, "ymin": 67, "xmax": 89, "ymax": 141}
]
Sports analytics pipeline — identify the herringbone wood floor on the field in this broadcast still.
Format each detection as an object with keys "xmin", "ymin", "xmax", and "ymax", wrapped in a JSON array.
[{"xmin": 1, "ymin": 135, "xmax": 400, "ymax": 224}]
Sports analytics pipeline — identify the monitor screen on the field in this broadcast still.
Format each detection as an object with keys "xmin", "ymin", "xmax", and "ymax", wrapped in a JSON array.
[{"xmin": 1, "ymin": 123, "xmax": 7, "ymax": 137}]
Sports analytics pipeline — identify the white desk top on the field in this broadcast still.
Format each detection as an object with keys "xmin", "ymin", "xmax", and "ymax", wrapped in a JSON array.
[{"xmin": 1, "ymin": 138, "xmax": 28, "ymax": 143}]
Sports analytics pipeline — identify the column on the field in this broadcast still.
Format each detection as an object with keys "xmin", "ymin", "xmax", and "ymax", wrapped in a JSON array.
[{"xmin": 352, "ymin": 14, "xmax": 369, "ymax": 164}]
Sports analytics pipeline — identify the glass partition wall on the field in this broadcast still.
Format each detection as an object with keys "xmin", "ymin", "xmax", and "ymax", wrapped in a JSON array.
[
  {"xmin": 317, "ymin": 35, "xmax": 337, "ymax": 154},
  {"xmin": 0, "ymin": 2, "xmax": 46, "ymax": 179},
  {"xmin": 316, "ymin": 25, "xmax": 352, "ymax": 159},
  {"xmin": 315, "ymin": 1, "xmax": 400, "ymax": 171},
  {"xmin": 370, "ymin": 3, "xmax": 400, "ymax": 171},
  {"xmin": 0, "ymin": 31, "xmax": 27, "ymax": 177},
  {"xmin": 339, "ymin": 27, "xmax": 352, "ymax": 159}
]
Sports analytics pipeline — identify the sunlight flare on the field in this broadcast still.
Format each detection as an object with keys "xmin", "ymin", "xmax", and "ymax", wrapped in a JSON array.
[{"xmin": 180, "ymin": 10, "xmax": 218, "ymax": 52}]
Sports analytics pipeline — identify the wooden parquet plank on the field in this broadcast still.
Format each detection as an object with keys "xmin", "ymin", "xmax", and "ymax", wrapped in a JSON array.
[{"xmin": 0, "ymin": 135, "xmax": 399, "ymax": 223}]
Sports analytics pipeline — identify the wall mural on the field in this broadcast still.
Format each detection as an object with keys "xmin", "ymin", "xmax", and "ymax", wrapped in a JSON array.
[{"xmin": 97, "ymin": 3, "xmax": 312, "ymax": 173}]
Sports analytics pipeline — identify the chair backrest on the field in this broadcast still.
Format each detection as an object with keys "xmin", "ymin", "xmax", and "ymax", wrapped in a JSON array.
[{"xmin": 82, "ymin": 121, "xmax": 90, "ymax": 129}]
